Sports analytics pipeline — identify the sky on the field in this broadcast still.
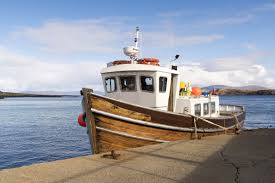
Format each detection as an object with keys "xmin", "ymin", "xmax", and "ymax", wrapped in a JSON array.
[{"xmin": 0, "ymin": 0, "xmax": 275, "ymax": 91}]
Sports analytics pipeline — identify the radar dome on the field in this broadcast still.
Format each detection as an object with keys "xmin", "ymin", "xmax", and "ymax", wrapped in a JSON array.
[{"xmin": 123, "ymin": 46, "xmax": 139, "ymax": 58}]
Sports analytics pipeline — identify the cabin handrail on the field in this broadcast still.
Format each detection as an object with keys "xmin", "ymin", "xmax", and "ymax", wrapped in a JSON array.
[
  {"xmin": 219, "ymin": 104, "xmax": 245, "ymax": 112},
  {"xmin": 90, "ymin": 108, "xmax": 239, "ymax": 132}
]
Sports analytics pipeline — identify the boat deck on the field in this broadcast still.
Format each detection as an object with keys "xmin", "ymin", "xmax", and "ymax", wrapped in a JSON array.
[{"xmin": 1, "ymin": 129, "xmax": 275, "ymax": 183}]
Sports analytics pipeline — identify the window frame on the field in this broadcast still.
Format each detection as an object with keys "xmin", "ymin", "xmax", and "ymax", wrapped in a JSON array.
[
  {"xmin": 203, "ymin": 103, "xmax": 209, "ymax": 115},
  {"xmin": 119, "ymin": 75, "xmax": 137, "ymax": 92},
  {"xmin": 194, "ymin": 103, "xmax": 201, "ymax": 116},
  {"xmin": 105, "ymin": 77, "xmax": 117, "ymax": 93},
  {"xmin": 159, "ymin": 76, "xmax": 168, "ymax": 93},
  {"xmin": 211, "ymin": 102, "xmax": 216, "ymax": 114},
  {"xmin": 140, "ymin": 75, "xmax": 154, "ymax": 93}
]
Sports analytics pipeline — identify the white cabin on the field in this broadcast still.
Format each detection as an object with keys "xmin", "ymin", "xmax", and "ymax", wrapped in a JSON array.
[
  {"xmin": 101, "ymin": 63, "xmax": 179, "ymax": 111},
  {"xmin": 175, "ymin": 96, "xmax": 220, "ymax": 117},
  {"xmin": 101, "ymin": 63, "xmax": 220, "ymax": 117},
  {"xmin": 100, "ymin": 26, "xmax": 220, "ymax": 117}
]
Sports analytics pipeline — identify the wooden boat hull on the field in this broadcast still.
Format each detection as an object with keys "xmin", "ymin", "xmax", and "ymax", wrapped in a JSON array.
[{"xmin": 81, "ymin": 88, "xmax": 245, "ymax": 154}]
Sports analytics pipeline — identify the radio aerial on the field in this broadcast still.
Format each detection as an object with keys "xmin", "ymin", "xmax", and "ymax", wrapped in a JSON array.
[{"xmin": 123, "ymin": 27, "xmax": 140, "ymax": 62}]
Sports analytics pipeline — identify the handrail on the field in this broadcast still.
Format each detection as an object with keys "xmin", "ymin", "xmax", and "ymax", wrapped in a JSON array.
[{"xmin": 220, "ymin": 104, "xmax": 245, "ymax": 112}]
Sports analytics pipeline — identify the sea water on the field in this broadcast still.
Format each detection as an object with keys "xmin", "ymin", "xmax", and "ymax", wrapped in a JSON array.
[
  {"xmin": 220, "ymin": 95, "xmax": 275, "ymax": 129},
  {"xmin": 0, "ymin": 97, "xmax": 90, "ymax": 170},
  {"xmin": 0, "ymin": 95, "xmax": 274, "ymax": 169}
]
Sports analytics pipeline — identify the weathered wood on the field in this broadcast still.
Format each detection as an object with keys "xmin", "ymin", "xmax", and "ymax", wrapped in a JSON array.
[
  {"xmin": 168, "ymin": 75, "xmax": 174, "ymax": 112},
  {"xmin": 81, "ymin": 91, "xmax": 245, "ymax": 154},
  {"xmin": 91, "ymin": 96, "xmax": 151, "ymax": 121},
  {"xmin": 82, "ymin": 88, "xmax": 98, "ymax": 154},
  {"xmin": 93, "ymin": 93, "xmax": 195, "ymax": 127},
  {"xmin": 95, "ymin": 115, "xmax": 192, "ymax": 141}
]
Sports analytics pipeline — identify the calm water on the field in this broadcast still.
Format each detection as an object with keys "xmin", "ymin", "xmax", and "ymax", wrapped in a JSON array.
[
  {"xmin": 0, "ymin": 95, "xmax": 274, "ymax": 170},
  {"xmin": 220, "ymin": 95, "xmax": 275, "ymax": 129},
  {"xmin": 0, "ymin": 97, "xmax": 90, "ymax": 170}
]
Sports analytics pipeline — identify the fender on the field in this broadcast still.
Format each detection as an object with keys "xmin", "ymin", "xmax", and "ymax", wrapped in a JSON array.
[{"xmin": 77, "ymin": 112, "xmax": 86, "ymax": 127}]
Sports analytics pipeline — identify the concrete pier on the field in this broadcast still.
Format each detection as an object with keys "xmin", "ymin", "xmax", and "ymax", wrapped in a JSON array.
[{"xmin": 1, "ymin": 129, "xmax": 275, "ymax": 183}]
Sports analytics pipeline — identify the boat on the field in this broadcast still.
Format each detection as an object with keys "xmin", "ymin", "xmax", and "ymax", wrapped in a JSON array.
[{"xmin": 78, "ymin": 27, "xmax": 246, "ymax": 154}]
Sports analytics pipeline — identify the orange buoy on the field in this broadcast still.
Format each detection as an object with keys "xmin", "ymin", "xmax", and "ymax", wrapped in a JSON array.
[
  {"xmin": 77, "ymin": 113, "xmax": 86, "ymax": 127},
  {"xmin": 137, "ymin": 58, "xmax": 160, "ymax": 66},
  {"xmin": 191, "ymin": 87, "xmax": 202, "ymax": 96},
  {"xmin": 112, "ymin": 60, "xmax": 131, "ymax": 65}
]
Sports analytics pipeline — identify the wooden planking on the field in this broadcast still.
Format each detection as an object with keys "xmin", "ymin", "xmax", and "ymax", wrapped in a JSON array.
[
  {"xmin": 84, "ymin": 92, "xmax": 246, "ymax": 153},
  {"xmin": 91, "ymin": 93, "xmax": 195, "ymax": 127},
  {"xmin": 91, "ymin": 93, "xmax": 245, "ymax": 129},
  {"xmin": 91, "ymin": 96, "xmax": 151, "ymax": 121},
  {"xmin": 95, "ymin": 115, "xmax": 193, "ymax": 141},
  {"xmin": 82, "ymin": 88, "xmax": 98, "ymax": 154},
  {"xmin": 96, "ymin": 130, "xmax": 157, "ymax": 153}
]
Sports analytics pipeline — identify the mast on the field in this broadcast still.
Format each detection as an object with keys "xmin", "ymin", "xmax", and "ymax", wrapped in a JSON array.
[
  {"xmin": 123, "ymin": 26, "xmax": 140, "ymax": 63},
  {"xmin": 135, "ymin": 26, "xmax": 139, "ymax": 49}
]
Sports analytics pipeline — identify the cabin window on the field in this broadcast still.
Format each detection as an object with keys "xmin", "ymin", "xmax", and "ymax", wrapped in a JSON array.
[
  {"xmin": 194, "ymin": 104, "xmax": 201, "ymax": 116},
  {"xmin": 203, "ymin": 103, "xmax": 209, "ymax": 115},
  {"xmin": 120, "ymin": 76, "xmax": 136, "ymax": 91},
  {"xmin": 105, "ymin": 77, "xmax": 116, "ymax": 93},
  {"xmin": 140, "ymin": 76, "xmax": 154, "ymax": 92},
  {"xmin": 211, "ymin": 102, "xmax": 216, "ymax": 114},
  {"xmin": 159, "ymin": 77, "xmax": 167, "ymax": 92}
]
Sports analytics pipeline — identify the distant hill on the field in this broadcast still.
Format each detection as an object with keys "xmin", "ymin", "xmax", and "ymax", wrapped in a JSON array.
[
  {"xmin": 202, "ymin": 85, "xmax": 270, "ymax": 91},
  {"xmin": 0, "ymin": 91, "xmax": 72, "ymax": 98},
  {"xmin": 202, "ymin": 85, "xmax": 274, "ymax": 95},
  {"xmin": 202, "ymin": 85, "xmax": 228, "ymax": 91},
  {"xmin": 216, "ymin": 88, "xmax": 275, "ymax": 95},
  {"xmin": 24, "ymin": 90, "xmax": 105, "ymax": 96},
  {"xmin": 224, "ymin": 85, "xmax": 269, "ymax": 91},
  {"xmin": 23, "ymin": 91, "xmax": 81, "ymax": 96}
]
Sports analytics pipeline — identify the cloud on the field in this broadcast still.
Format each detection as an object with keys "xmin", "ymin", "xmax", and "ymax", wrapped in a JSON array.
[
  {"xmin": 253, "ymin": 3, "xmax": 275, "ymax": 12},
  {"xmin": 143, "ymin": 32, "xmax": 223, "ymax": 48},
  {"xmin": 242, "ymin": 43, "xmax": 257, "ymax": 50},
  {"xmin": 207, "ymin": 14, "xmax": 254, "ymax": 25},
  {"xmin": 157, "ymin": 10, "xmax": 195, "ymax": 18},
  {"xmin": 202, "ymin": 51, "xmax": 267, "ymax": 72},
  {"xmin": 177, "ymin": 52, "xmax": 275, "ymax": 88},
  {"xmin": 158, "ymin": 11, "xmax": 184, "ymax": 18},
  {"xmin": 1, "ymin": 44, "xmax": 274, "ymax": 92},
  {"xmin": 12, "ymin": 19, "xmax": 129, "ymax": 54},
  {"xmin": 11, "ymin": 19, "xmax": 224, "ymax": 55},
  {"xmin": 178, "ymin": 64, "xmax": 275, "ymax": 88},
  {"xmin": 264, "ymin": 3, "xmax": 275, "ymax": 10},
  {"xmin": 0, "ymin": 46, "xmax": 105, "ymax": 91}
]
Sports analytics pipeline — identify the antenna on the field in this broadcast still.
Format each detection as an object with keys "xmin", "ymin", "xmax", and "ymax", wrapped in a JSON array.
[
  {"xmin": 170, "ymin": 54, "xmax": 180, "ymax": 70},
  {"xmin": 123, "ymin": 27, "xmax": 140, "ymax": 63},
  {"xmin": 135, "ymin": 26, "xmax": 139, "ymax": 49},
  {"xmin": 170, "ymin": 54, "xmax": 180, "ymax": 62}
]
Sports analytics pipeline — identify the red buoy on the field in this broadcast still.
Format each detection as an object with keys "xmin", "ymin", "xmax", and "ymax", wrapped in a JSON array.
[
  {"xmin": 77, "ymin": 113, "xmax": 86, "ymax": 127},
  {"xmin": 191, "ymin": 87, "xmax": 202, "ymax": 96}
]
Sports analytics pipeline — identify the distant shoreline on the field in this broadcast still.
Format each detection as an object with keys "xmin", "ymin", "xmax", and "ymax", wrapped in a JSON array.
[
  {"xmin": 216, "ymin": 89, "xmax": 275, "ymax": 96},
  {"xmin": 0, "ymin": 92, "xmax": 79, "ymax": 99}
]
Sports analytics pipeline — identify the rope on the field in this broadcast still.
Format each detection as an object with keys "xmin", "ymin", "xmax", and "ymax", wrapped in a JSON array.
[
  {"xmin": 233, "ymin": 113, "xmax": 240, "ymax": 130},
  {"xmin": 188, "ymin": 114, "xmax": 228, "ymax": 130},
  {"xmin": 193, "ymin": 117, "xmax": 198, "ymax": 139}
]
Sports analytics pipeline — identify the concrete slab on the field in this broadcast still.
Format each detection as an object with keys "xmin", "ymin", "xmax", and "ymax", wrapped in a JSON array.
[{"xmin": 1, "ymin": 129, "xmax": 274, "ymax": 183}]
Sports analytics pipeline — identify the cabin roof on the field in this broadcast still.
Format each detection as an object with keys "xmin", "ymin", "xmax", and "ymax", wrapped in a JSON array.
[{"xmin": 101, "ymin": 64, "xmax": 180, "ymax": 75}]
